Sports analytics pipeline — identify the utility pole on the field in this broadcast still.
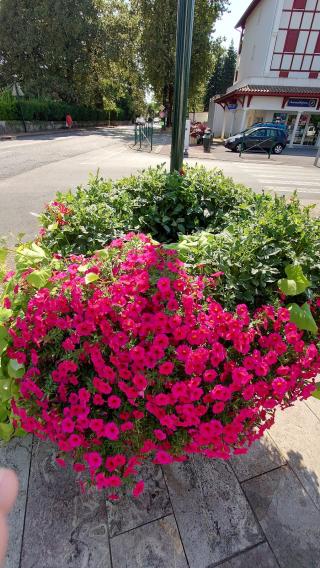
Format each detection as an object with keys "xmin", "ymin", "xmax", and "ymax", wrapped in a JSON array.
[{"xmin": 170, "ymin": 0, "xmax": 195, "ymax": 172}]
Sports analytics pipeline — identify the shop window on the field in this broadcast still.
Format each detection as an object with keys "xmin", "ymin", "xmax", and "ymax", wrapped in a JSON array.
[
  {"xmin": 293, "ymin": 0, "xmax": 307, "ymax": 8},
  {"xmin": 284, "ymin": 30, "xmax": 299, "ymax": 53}
]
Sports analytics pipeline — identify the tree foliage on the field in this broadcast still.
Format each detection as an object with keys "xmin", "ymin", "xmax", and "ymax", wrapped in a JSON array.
[
  {"xmin": 135, "ymin": 0, "xmax": 229, "ymax": 123},
  {"xmin": 204, "ymin": 40, "xmax": 237, "ymax": 110},
  {"xmin": 0, "ymin": 0, "xmax": 144, "ymax": 113}
]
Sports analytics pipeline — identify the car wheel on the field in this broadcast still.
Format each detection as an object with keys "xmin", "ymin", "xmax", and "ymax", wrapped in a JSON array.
[
  {"xmin": 236, "ymin": 142, "xmax": 244, "ymax": 153},
  {"xmin": 273, "ymin": 143, "xmax": 284, "ymax": 154}
]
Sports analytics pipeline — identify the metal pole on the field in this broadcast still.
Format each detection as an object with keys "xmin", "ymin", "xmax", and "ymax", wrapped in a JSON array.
[
  {"xmin": 170, "ymin": 0, "xmax": 195, "ymax": 172},
  {"xmin": 314, "ymin": 145, "xmax": 320, "ymax": 167}
]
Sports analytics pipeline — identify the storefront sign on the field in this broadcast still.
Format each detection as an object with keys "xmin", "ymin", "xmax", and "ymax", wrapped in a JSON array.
[
  {"xmin": 227, "ymin": 103, "xmax": 237, "ymax": 110},
  {"xmin": 287, "ymin": 98, "xmax": 317, "ymax": 108}
]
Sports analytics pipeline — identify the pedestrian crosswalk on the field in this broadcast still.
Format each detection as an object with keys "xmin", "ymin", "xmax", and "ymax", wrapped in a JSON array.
[{"xmin": 237, "ymin": 162, "xmax": 320, "ymax": 197}]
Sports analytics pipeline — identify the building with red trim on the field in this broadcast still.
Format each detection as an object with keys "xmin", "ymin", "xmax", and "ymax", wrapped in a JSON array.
[{"xmin": 210, "ymin": 0, "xmax": 320, "ymax": 147}]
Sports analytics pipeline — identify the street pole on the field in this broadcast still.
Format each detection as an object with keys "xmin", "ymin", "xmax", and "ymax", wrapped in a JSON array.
[{"xmin": 170, "ymin": 0, "xmax": 195, "ymax": 172}]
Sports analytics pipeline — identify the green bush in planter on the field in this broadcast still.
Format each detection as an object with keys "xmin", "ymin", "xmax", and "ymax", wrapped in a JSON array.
[
  {"xmin": 178, "ymin": 194, "xmax": 320, "ymax": 310},
  {"xmin": 39, "ymin": 165, "xmax": 264, "ymax": 255}
]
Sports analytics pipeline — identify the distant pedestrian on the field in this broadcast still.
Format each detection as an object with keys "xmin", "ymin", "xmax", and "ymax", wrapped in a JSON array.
[{"xmin": 66, "ymin": 114, "xmax": 73, "ymax": 129}]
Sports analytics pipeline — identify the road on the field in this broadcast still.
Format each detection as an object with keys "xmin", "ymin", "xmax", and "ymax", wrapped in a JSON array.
[{"xmin": 0, "ymin": 126, "xmax": 319, "ymax": 240}]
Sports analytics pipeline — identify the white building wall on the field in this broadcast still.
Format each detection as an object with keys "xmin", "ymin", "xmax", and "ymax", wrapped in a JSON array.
[{"xmin": 237, "ymin": 0, "xmax": 279, "ymax": 83}]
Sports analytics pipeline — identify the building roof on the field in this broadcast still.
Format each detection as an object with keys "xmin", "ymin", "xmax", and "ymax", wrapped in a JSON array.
[
  {"xmin": 237, "ymin": 85, "xmax": 320, "ymax": 95},
  {"xmin": 235, "ymin": 0, "xmax": 263, "ymax": 29},
  {"xmin": 215, "ymin": 84, "xmax": 320, "ymax": 104}
]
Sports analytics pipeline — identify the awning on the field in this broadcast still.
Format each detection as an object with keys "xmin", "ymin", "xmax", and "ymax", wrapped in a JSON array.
[{"xmin": 215, "ymin": 85, "xmax": 320, "ymax": 110}]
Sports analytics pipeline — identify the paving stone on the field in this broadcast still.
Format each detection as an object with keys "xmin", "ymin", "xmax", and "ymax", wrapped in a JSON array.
[
  {"xmin": 0, "ymin": 436, "xmax": 32, "ymax": 568},
  {"xmin": 305, "ymin": 396, "xmax": 320, "ymax": 420},
  {"xmin": 110, "ymin": 515, "xmax": 188, "ymax": 568},
  {"xmin": 164, "ymin": 455, "xmax": 263, "ymax": 567},
  {"xmin": 107, "ymin": 461, "xmax": 172, "ymax": 537},
  {"xmin": 269, "ymin": 403, "xmax": 320, "ymax": 509},
  {"xmin": 215, "ymin": 542, "xmax": 279, "ymax": 568},
  {"xmin": 21, "ymin": 440, "xmax": 111, "ymax": 568},
  {"xmin": 230, "ymin": 434, "xmax": 286, "ymax": 482},
  {"xmin": 243, "ymin": 465, "xmax": 320, "ymax": 568}
]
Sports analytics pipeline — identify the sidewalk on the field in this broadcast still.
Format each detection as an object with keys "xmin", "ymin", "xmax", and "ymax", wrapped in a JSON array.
[{"xmin": 1, "ymin": 398, "xmax": 320, "ymax": 568}]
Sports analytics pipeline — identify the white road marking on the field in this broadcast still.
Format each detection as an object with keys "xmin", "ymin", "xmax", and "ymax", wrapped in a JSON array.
[
  {"xmin": 259, "ymin": 180, "xmax": 320, "ymax": 186},
  {"xmin": 265, "ymin": 187, "xmax": 320, "ymax": 194}
]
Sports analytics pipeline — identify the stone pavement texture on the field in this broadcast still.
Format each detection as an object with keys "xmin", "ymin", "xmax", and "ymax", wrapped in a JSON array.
[{"xmin": 1, "ymin": 399, "xmax": 320, "ymax": 568}]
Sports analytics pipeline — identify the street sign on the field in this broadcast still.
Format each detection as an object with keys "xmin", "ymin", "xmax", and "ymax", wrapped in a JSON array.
[{"xmin": 287, "ymin": 98, "xmax": 317, "ymax": 108}]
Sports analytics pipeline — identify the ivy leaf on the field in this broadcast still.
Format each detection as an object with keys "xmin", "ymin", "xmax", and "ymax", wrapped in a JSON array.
[
  {"xmin": 85, "ymin": 272, "xmax": 99, "ymax": 284},
  {"xmin": 0, "ymin": 422, "xmax": 14, "ymax": 441},
  {"xmin": 288, "ymin": 302, "xmax": 318, "ymax": 334},
  {"xmin": 0, "ymin": 308, "xmax": 13, "ymax": 323},
  {"xmin": 26, "ymin": 269, "xmax": 51, "ymax": 289},
  {"xmin": 278, "ymin": 278, "xmax": 299, "ymax": 296},
  {"xmin": 279, "ymin": 264, "xmax": 311, "ymax": 296},
  {"xmin": 7, "ymin": 359, "xmax": 25, "ymax": 379}
]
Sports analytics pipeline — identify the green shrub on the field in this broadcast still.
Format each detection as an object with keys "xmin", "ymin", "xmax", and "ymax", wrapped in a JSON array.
[
  {"xmin": 177, "ymin": 194, "xmax": 320, "ymax": 310},
  {"xmin": 39, "ymin": 165, "xmax": 263, "ymax": 255},
  {"xmin": 0, "ymin": 92, "xmax": 113, "ymax": 122}
]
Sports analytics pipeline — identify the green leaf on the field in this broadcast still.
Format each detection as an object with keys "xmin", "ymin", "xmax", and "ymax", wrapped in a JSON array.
[
  {"xmin": 7, "ymin": 359, "xmax": 25, "ymax": 379},
  {"xmin": 0, "ymin": 380, "xmax": 12, "ymax": 401},
  {"xmin": 0, "ymin": 326, "xmax": 9, "ymax": 340},
  {"xmin": 31, "ymin": 243, "xmax": 46, "ymax": 257},
  {"xmin": 78, "ymin": 264, "xmax": 90, "ymax": 273},
  {"xmin": 0, "ymin": 338, "xmax": 8, "ymax": 355},
  {"xmin": 0, "ymin": 422, "xmax": 14, "ymax": 441},
  {"xmin": 313, "ymin": 383, "xmax": 320, "ymax": 400},
  {"xmin": 278, "ymin": 278, "xmax": 299, "ymax": 296},
  {"xmin": 26, "ymin": 269, "xmax": 51, "ymax": 289},
  {"xmin": 95, "ymin": 249, "xmax": 109, "ymax": 259},
  {"xmin": 0, "ymin": 248, "xmax": 8, "ymax": 264},
  {"xmin": 0, "ymin": 308, "xmax": 12, "ymax": 323},
  {"xmin": 288, "ymin": 302, "xmax": 318, "ymax": 334},
  {"xmin": 279, "ymin": 264, "xmax": 311, "ymax": 296},
  {"xmin": 85, "ymin": 272, "xmax": 99, "ymax": 284},
  {"xmin": 0, "ymin": 405, "xmax": 8, "ymax": 422},
  {"xmin": 47, "ymin": 222, "xmax": 59, "ymax": 231}
]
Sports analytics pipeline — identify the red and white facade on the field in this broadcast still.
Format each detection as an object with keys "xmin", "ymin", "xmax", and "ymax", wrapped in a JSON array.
[{"xmin": 211, "ymin": 0, "xmax": 320, "ymax": 147}]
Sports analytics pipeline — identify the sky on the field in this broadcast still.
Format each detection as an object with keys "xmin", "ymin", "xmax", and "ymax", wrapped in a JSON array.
[{"xmin": 214, "ymin": 0, "xmax": 253, "ymax": 48}]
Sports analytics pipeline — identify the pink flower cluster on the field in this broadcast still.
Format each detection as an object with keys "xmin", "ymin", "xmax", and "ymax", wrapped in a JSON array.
[{"xmin": 6, "ymin": 234, "xmax": 320, "ymax": 498}]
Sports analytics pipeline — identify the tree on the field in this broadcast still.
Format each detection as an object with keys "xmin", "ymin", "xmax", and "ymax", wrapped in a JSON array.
[
  {"xmin": 222, "ymin": 41, "xmax": 237, "ymax": 92},
  {"xmin": 204, "ymin": 40, "xmax": 237, "ymax": 109},
  {"xmin": 0, "ymin": 0, "xmax": 144, "ymax": 112},
  {"xmin": 135, "ymin": 0, "xmax": 229, "ymax": 125}
]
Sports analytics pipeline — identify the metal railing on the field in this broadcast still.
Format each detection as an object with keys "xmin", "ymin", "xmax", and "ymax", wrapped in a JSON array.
[{"xmin": 134, "ymin": 123, "xmax": 153, "ymax": 151}]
